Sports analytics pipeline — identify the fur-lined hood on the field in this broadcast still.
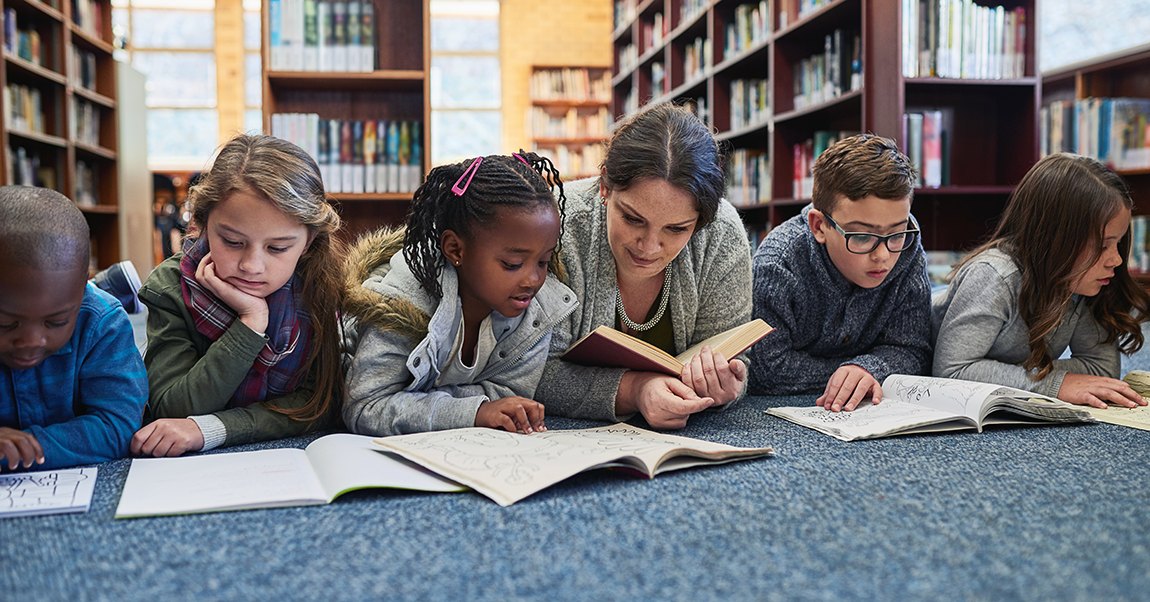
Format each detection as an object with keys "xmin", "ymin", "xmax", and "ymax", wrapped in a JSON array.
[{"xmin": 343, "ymin": 227, "xmax": 430, "ymax": 342}]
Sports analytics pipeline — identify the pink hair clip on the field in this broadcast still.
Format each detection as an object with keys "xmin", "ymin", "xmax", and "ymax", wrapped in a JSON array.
[
  {"xmin": 452, "ymin": 156, "xmax": 483, "ymax": 196},
  {"xmin": 512, "ymin": 153, "xmax": 529, "ymax": 166}
]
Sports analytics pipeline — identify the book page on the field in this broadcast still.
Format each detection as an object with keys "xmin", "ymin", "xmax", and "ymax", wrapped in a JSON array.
[
  {"xmin": 115, "ymin": 449, "xmax": 326, "ymax": 518},
  {"xmin": 766, "ymin": 400, "xmax": 970, "ymax": 441},
  {"xmin": 882, "ymin": 374, "xmax": 1004, "ymax": 421},
  {"xmin": 375, "ymin": 429, "xmax": 622, "ymax": 506},
  {"xmin": 536, "ymin": 423, "xmax": 771, "ymax": 475},
  {"xmin": 1080, "ymin": 403, "xmax": 1150, "ymax": 431},
  {"xmin": 303, "ymin": 433, "xmax": 466, "ymax": 500},
  {"xmin": 0, "ymin": 467, "xmax": 97, "ymax": 519},
  {"xmin": 674, "ymin": 319, "xmax": 773, "ymax": 364}
]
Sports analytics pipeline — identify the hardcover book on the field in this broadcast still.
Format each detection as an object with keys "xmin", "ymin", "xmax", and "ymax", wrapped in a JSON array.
[{"xmin": 561, "ymin": 319, "xmax": 773, "ymax": 375}]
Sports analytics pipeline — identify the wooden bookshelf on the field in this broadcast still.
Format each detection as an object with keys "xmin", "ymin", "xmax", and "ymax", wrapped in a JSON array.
[
  {"xmin": 1043, "ymin": 43, "xmax": 1150, "ymax": 285},
  {"xmin": 611, "ymin": 0, "xmax": 1040, "ymax": 255},
  {"xmin": 528, "ymin": 66, "xmax": 611, "ymax": 181},
  {"xmin": 2, "ymin": 0, "xmax": 121, "ymax": 270},
  {"xmin": 261, "ymin": 0, "xmax": 430, "ymax": 238}
]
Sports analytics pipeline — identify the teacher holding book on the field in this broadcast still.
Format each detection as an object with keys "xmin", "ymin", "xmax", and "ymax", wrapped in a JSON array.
[{"xmin": 535, "ymin": 103, "xmax": 753, "ymax": 428}]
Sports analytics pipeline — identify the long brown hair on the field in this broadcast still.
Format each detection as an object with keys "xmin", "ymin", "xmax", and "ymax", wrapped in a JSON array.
[
  {"xmin": 953, "ymin": 153, "xmax": 1150, "ymax": 379},
  {"xmin": 187, "ymin": 134, "xmax": 346, "ymax": 426}
]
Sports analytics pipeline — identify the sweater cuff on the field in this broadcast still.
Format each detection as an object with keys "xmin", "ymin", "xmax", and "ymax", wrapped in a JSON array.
[{"xmin": 189, "ymin": 414, "xmax": 227, "ymax": 451}]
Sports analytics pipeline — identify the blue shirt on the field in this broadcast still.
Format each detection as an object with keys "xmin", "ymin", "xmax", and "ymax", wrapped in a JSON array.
[
  {"xmin": 1, "ymin": 284, "xmax": 148, "ymax": 469},
  {"xmin": 747, "ymin": 204, "xmax": 933, "ymax": 395}
]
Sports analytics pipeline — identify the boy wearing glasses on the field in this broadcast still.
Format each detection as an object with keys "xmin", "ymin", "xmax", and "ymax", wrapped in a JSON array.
[{"xmin": 747, "ymin": 134, "xmax": 932, "ymax": 411}]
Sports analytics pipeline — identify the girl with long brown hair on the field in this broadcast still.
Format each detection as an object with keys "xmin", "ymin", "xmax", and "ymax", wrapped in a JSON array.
[
  {"xmin": 932, "ymin": 153, "xmax": 1150, "ymax": 408},
  {"xmin": 131, "ymin": 134, "xmax": 346, "ymax": 456}
]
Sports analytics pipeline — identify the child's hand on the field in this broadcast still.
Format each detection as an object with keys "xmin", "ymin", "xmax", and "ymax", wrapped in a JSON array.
[
  {"xmin": 130, "ymin": 419, "xmax": 206, "ymax": 457},
  {"xmin": 0, "ymin": 427, "xmax": 45, "ymax": 469},
  {"xmin": 624, "ymin": 372, "xmax": 716, "ymax": 430},
  {"xmin": 1058, "ymin": 374, "xmax": 1147, "ymax": 409},
  {"xmin": 476, "ymin": 397, "xmax": 546, "ymax": 434},
  {"xmin": 817, "ymin": 365, "xmax": 882, "ymax": 412},
  {"xmin": 195, "ymin": 252, "xmax": 270, "ymax": 335},
  {"xmin": 680, "ymin": 346, "xmax": 746, "ymax": 407}
]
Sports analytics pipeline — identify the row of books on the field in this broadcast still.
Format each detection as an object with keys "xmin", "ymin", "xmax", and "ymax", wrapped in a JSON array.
[
  {"xmin": 618, "ymin": 43, "xmax": 639, "ymax": 74},
  {"xmin": 1041, "ymin": 98, "xmax": 1150, "ymax": 171},
  {"xmin": 71, "ymin": 0, "xmax": 103, "ymax": 39},
  {"xmin": 644, "ymin": 13, "xmax": 668, "ymax": 53},
  {"xmin": 529, "ymin": 106, "xmax": 610, "ymax": 141},
  {"xmin": 3, "ymin": 9, "xmax": 42, "ymax": 66},
  {"xmin": 903, "ymin": 110, "xmax": 951, "ymax": 188},
  {"xmin": 651, "ymin": 62, "xmax": 668, "ymax": 98},
  {"xmin": 792, "ymin": 28, "xmax": 861, "ymax": 112},
  {"xmin": 270, "ymin": 113, "xmax": 422, "ymax": 194},
  {"xmin": 792, "ymin": 130, "xmax": 860, "ymax": 199},
  {"xmin": 777, "ymin": 0, "xmax": 832, "ymax": 30},
  {"xmin": 6, "ymin": 145, "xmax": 53, "ymax": 189},
  {"xmin": 268, "ymin": 0, "xmax": 375, "ymax": 73},
  {"xmin": 683, "ymin": 96, "xmax": 708, "ymax": 127},
  {"xmin": 72, "ymin": 98, "xmax": 101, "ymax": 147},
  {"xmin": 683, "ymin": 37, "xmax": 710, "ymax": 83},
  {"xmin": 1131, "ymin": 216, "xmax": 1150, "ymax": 275},
  {"xmin": 5, "ymin": 83, "xmax": 45, "ymax": 135},
  {"xmin": 70, "ymin": 47, "xmax": 99, "ymax": 91},
  {"xmin": 613, "ymin": 0, "xmax": 636, "ymax": 31},
  {"xmin": 902, "ymin": 0, "xmax": 1027, "ymax": 80},
  {"xmin": 725, "ymin": 2, "xmax": 770, "ymax": 58},
  {"xmin": 530, "ymin": 68, "xmax": 611, "ymax": 103},
  {"xmin": 533, "ymin": 143, "xmax": 604, "ymax": 181},
  {"xmin": 681, "ymin": 0, "xmax": 708, "ymax": 25},
  {"xmin": 727, "ymin": 148, "xmax": 770, "ymax": 207},
  {"xmin": 745, "ymin": 224, "xmax": 770, "ymax": 254},
  {"xmin": 75, "ymin": 159, "xmax": 99, "ymax": 207},
  {"xmin": 730, "ymin": 78, "xmax": 768, "ymax": 132}
]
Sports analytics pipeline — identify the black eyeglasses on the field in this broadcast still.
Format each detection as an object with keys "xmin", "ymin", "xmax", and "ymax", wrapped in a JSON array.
[{"xmin": 823, "ymin": 213, "xmax": 920, "ymax": 254}]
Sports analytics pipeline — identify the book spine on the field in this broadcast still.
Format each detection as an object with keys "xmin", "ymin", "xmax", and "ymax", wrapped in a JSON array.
[
  {"xmin": 304, "ymin": 0, "xmax": 319, "ymax": 71},
  {"xmin": 319, "ymin": 0, "xmax": 333, "ymax": 71},
  {"xmin": 333, "ymin": 1, "xmax": 348, "ymax": 72},
  {"xmin": 347, "ymin": 0, "xmax": 361, "ymax": 72},
  {"xmin": 361, "ymin": 1, "xmax": 374, "ymax": 72}
]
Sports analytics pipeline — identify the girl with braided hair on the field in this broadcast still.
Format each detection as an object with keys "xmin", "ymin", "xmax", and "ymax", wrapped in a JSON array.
[
  {"xmin": 131, "ymin": 134, "xmax": 347, "ymax": 457},
  {"xmin": 342, "ymin": 152, "xmax": 577, "ymax": 436}
]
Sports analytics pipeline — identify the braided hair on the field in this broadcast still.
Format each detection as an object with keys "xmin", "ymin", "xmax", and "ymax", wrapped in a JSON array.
[{"xmin": 403, "ymin": 151, "xmax": 566, "ymax": 298}]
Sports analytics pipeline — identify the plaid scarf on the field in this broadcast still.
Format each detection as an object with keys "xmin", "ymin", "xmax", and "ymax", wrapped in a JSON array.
[{"xmin": 179, "ymin": 236, "xmax": 312, "ymax": 408}]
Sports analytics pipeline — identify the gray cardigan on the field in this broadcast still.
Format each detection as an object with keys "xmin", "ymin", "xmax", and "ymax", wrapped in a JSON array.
[
  {"xmin": 931, "ymin": 248, "xmax": 1120, "ymax": 397},
  {"xmin": 534, "ymin": 177, "xmax": 753, "ymax": 421}
]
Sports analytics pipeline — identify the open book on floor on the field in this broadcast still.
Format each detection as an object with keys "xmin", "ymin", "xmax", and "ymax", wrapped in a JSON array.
[
  {"xmin": 115, "ymin": 434, "xmax": 466, "ymax": 518},
  {"xmin": 561, "ymin": 319, "xmax": 774, "ymax": 375},
  {"xmin": 1, "ymin": 467, "xmax": 97, "ymax": 519},
  {"xmin": 765, "ymin": 374, "xmax": 1094, "ymax": 442},
  {"xmin": 373, "ymin": 424, "xmax": 775, "ymax": 506},
  {"xmin": 1076, "ymin": 370, "xmax": 1150, "ymax": 431}
]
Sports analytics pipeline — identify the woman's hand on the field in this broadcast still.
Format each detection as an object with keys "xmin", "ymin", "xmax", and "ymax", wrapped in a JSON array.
[
  {"xmin": 195, "ymin": 252, "xmax": 269, "ymax": 335},
  {"xmin": 1058, "ymin": 374, "xmax": 1147, "ymax": 409},
  {"xmin": 130, "ymin": 419, "xmax": 206, "ymax": 457},
  {"xmin": 476, "ymin": 397, "xmax": 546, "ymax": 434},
  {"xmin": 680, "ymin": 346, "xmax": 746, "ymax": 406},
  {"xmin": 619, "ymin": 371, "xmax": 716, "ymax": 430}
]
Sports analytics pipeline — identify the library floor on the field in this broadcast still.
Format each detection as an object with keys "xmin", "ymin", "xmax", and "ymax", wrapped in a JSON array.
[{"xmin": 6, "ymin": 381, "xmax": 1150, "ymax": 601}]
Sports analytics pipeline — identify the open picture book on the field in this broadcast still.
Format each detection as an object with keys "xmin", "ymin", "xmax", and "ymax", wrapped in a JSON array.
[
  {"xmin": 373, "ymin": 423, "xmax": 775, "ymax": 506},
  {"xmin": 1076, "ymin": 370, "xmax": 1150, "ymax": 431},
  {"xmin": 765, "ymin": 374, "xmax": 1093, "ymax": 442},
  {"xmin": 560, "ymin": 319, "xmax": 774, "ymax": 375},
  {"xmin": 1, "ymin": 467, "xmax": 97, "ymax": 519},
  {"xmin": 115, "ymin": 434, "xmax": 466, "ymax": 518}
]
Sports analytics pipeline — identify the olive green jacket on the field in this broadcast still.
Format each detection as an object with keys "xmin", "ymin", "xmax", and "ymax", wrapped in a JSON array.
[{"xmin": 138, "ymin": 256, "xmax": 322, "ymax": 446}]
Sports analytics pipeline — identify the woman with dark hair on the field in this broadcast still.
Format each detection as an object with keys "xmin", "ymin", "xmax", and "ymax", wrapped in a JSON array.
[{"xmin": 534, "ymin": 103, "xmax": 753, "ymax": 429}]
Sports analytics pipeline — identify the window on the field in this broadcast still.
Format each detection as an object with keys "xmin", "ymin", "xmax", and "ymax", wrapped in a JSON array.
[
  {"xmin": 112, "ymin": 0, "xmax": 260, "ymax": 170},
  {"xmin": 1040, "ymin": 0, "xmax": 1150, "ymax": 72},
  {"xmin": 430, "ymin": 0, "xmax": 501, "ymax": 165}
]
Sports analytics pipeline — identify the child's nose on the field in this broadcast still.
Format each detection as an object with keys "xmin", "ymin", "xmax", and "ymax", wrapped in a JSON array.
[
  {"xmin": 13, "ymin": 326, "xmax": 47, "ymax": 348},
  {"xmin": 239, "ymin": 250, "xmax": 264, "ymax": 273}
]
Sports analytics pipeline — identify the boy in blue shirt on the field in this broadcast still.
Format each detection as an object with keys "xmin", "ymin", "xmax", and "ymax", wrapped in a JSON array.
[
  {"xmin": 747, "ymin": 134, "xmax": 932, "ymax": 411},
  {"xmin": 0, "ymin": 186, "xmax": 148, "ymax": 470}
]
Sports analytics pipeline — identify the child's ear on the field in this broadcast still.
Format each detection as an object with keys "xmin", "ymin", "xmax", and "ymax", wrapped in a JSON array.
[
  {"xmin": 440, "ymin": 230, "xmax": 465, "ymax": 267},
  {"xmin": 808, "ymin": 210, "xmax": 828, "ymax": 244}
]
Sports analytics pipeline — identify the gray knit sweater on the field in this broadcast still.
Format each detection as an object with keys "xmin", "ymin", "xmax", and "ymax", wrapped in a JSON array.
[
  {"xmin": 534, "ymin": 178, "xmax": 753, "ymax": 421},
  {"xmin": 931, "ymin": 248, "xmax": 1119, "ymax": 397},
  {"xmin": 747, "ymin": 204, "xmax": 932, "ymax": 395}
]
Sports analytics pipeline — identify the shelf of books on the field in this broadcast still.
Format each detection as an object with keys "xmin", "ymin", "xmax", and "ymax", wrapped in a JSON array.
[
  {"xmin": 1042, "ymin": 43, "xmax": 1150, "ymax": 284},
  {"xmin": 2, "ymin": 0, "xmax": 121, "ymax": 271},
  {"xmin": 263, "ymin": 0, "xmax": 430, "ymax": 237},
  {"xmin": 612, "ymin": 0, "xmax": 1039, "ymax": 274},
  {"xmin": 528, "ymin": 66, "xmax": 611, "ymax": 181}
]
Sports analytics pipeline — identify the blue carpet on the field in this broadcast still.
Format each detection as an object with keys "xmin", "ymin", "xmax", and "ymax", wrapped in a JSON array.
[{"xmin": 4, "ymin": 390, "xmax": 1149, "ymax": 602}]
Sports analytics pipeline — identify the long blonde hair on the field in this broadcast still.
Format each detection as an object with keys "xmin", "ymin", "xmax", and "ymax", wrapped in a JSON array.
[{"xmin": 187, "ymin": 134, "xmax": 346, "ymax": 426}]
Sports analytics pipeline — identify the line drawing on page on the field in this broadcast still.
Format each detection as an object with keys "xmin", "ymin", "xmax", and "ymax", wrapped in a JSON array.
[{"xmin": 0, "ymin": 469, "xmax": 91, "ymax": 510}]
